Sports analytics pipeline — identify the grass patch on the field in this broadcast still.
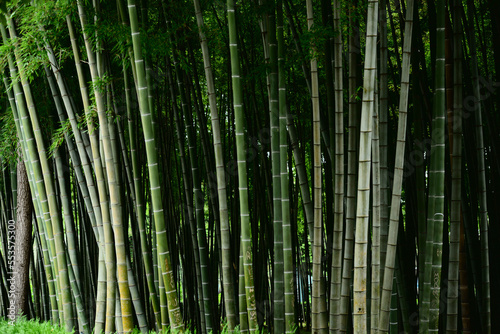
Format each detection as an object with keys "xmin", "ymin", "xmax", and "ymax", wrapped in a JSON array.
[
  {"xmin": 0, "ymin": 317, "xmax": 72, "ymax": 333},
  {"xmin": 0, "ymin": 318, "xmax": 309, "ymax": 333}
]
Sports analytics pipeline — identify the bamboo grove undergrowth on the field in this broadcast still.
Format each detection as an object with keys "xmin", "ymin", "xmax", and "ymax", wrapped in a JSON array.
[{"xmin": 0, "ymin": 0, "xmax": 498, "ymax": 333}]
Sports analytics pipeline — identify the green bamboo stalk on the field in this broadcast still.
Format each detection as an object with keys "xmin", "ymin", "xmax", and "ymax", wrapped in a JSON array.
[
  {"xmin": 42, "ymin": 66, "xmax": 85, "ymax": 303},
  {"xmin": 65, "ymin": 250, "xmax": 90, "ymax": 334},
  {"xmin": 169, "ymin": 35, "xmax": 212, "ymax": 332},
  {"xmin": 165, "ymin": 59, "xmax": 205, "ymax": 332},
  {"xmin": 353, "ymin": 1, "xmax": 377, "ymax": 331},
  {"xmin": 283, "ymin": 0, "xmax": 312, "ymax": 95},
  {"xmin": 64, "ymin": 16, "xmax": 103, "ymax": 233},
  {"xmin": 286, "ymin": 115, "xmax": 314, "ymax": 238},
  {"xmin": 329, "ymin": 0, "xmax": 344, "ymax": 330},
  {"xmin": 389, "ymin": 275, "xmax": 397, "ymax": 333},
  {"xmin": 339, "ymin": 4, "xmax": 361, "ymax": 330},
  {"xmin": 428, "ymin": 1, "xmax": 446, "ymax": 331},
  {"xmin": 227, "ymin": 0, "xmax": 258, "ymax": 330},
  {"xmin": 90, "ymin": 8, "xmax": 133, "ymax": 334},
  {"xmin": 115, "ymin": 286, "xmax": 123, "ymax": 334},
  {"xmin": 66, "ymin": 11, "xmax": 111, "ymax": 331},
  {"xmin": 467, "ymin": 1, "xmax": 491, "ymax": 330},
  {"xmin": 54, "ymin": 147, "xmax": 89, "ymax": 331},
  {"xmin": 7, "ymin": 19, "xmax": 75, "ymax": 330},
  {"xmin": 126, "ymin": 255, "xmax": 148, "ymax": 332},
  {"xmin": 378, "ymin": 0, "xmax": 389, "ymax": 288},
  {"xmin": 126, "ymin": 0, "xmax": 184, "ymax": 330},
  {"xmin": 395, "ymin": 251, "xmax": 411, "ymax": 333},
  {"xmin": 123, "ymin": 61, "xmax": 161, "ymax": 330},
  {"xmin": 191, "ymin": 0, "xmax": 237, "ymax": 329},
  {"xmin": 277, "ymin": 1, "xmax": 294, "ymax": 331},
  {"xmin": 185, "ymin": 92, "xmax": 212, "ymax": 334},
  {"xmin": 75, "ymin": 2, "xmax": 135, "ymax": 331},
  {"xmin": 269, "ymin": 2, "xmax": 285, "ymax": 331},
  {"xmin": 158, "ymin": 254, "xmax": 169, "ymax": 333},
  {"xmin": 3, "ymin": 68, "xmax": 59, "ymax": 324},
  {"xmin": 42, "ymin": 61, "xmax": 100, "ymax": 246},
  {"xmin": 378, "ymin": 0, "xmax": 414, "ymax": 331},
  {"xmin": 371, "ymin": 84, "xmax": 381, "ymax": 333},
  {"xmin": 305, "ymin": 0, "xmax": 327, "ymax": 332},
  {"xmin": 239, "ymin": 247, "xmax": 249, "ymax": 333},
  {"xmin": 446, "ymin": 0, "xmax": 462, "ymax": 330}
]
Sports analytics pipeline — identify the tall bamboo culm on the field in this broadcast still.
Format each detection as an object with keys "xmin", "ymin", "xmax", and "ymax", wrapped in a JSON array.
[
  {"xmin": 126, "ymin": 0, "xmax": 185, "ymax": 331},
  {"xmin": 353, "ymin": 0, "xmax": 377, "ymax": 331},
  {"xmin": 192, "ymin": 0, "xmax": 237, "ymax": 330},
  {"xmin": 226, "ymin": 0, "xmax": 258, "ymax": 331},
  {"xmin": 446, "ymin": 0, "xmax": 463, "ymax": 330},
  {"xmin": 378, "ymin": 0, "xmax": 414, "ymax": 331},
  {"xmin": 306, "ymin": 0, "xmax": 327, "ymax": 332}
]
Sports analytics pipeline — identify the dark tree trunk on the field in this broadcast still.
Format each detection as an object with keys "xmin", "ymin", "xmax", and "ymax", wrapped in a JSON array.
[{"xmin": 12, "ymin": 156, "xmax": 32, "ymax": 318}]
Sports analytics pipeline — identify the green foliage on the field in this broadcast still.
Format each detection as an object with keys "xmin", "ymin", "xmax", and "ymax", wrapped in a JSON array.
[
  {"xmin": 48, "ymin": 118, "xmax": 72, "ymax": 158},
  {"xmin": 299, "ymin": 22, "xmax": 334, "ymax": 60},
  {"xmin": 0, "ymin": 317, "xmax": 74, "ymax": 334},
  {"xmin": 0, "ymin": 319, "xmax": 298, "ymax": 334},
  {"xmin": 0, "ymin": 107, "xmax": 18, "ymax": 164}
]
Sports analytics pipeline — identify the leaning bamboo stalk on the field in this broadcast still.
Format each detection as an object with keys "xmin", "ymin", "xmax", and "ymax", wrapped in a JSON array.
[
  {"xmin": 76, "ymin": 1, "xmax": 138, "ymax": 330},
  {"xmin": 42, "ymin": 62, "xmax": 100, "ymax": 244},
  {"xmin": 286, "ymin": 115, "xmax": 314, "ymax": 237},
  {"xmin": 7, "ymin": 19, "xmax": 76, "ymax": 330},
  {"xmin": 66, "ymin": 14, "xmax": 111, "ymax": 331},
  {"xmin": 2, "ymin": 67, "xmax": 60, "ymax": 324},
  {"xmin": 378, "ymin": 0, "xmax": 389, "ymax": 287},
  {"xmin": 53, "ymin": 137, "xmax": 88, "ymax": 331},
  {"xmin": 378, "ymin": 0, "xmax": 414, "ymax": 331}
]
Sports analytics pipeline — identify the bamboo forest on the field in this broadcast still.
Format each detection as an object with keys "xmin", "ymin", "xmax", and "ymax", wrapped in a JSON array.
[{"xmin": 0, "ymin": 0, "xmax": 498, "ymax": 333}]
